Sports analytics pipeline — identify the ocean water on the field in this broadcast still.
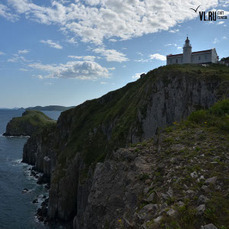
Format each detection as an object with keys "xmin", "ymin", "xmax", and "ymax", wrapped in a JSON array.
[{"xmin": 0, "ymin": 109, "xmax": 61, "ymax": 229}]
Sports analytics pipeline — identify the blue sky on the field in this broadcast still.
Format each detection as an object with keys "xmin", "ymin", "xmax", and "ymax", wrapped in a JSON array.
[{"xmin": 0, "ymin": 0, "xmax": 228, "ymax": 108}]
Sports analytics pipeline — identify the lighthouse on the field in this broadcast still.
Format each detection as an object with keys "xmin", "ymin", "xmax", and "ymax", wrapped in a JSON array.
[{"xmin": 183, "ymin": 37, "xmax": 192, "ymax": 64}]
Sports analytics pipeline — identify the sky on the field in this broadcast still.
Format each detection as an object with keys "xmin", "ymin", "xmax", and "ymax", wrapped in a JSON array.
[{"xmin": 0, "ymin": 0, "xmax": 228, "ymax": 108}]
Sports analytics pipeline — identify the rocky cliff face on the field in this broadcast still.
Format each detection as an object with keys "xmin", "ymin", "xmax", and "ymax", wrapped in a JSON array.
[
  {"xmin": 23, "ymin": 124, "xmax": 57, "ymax": 177},
  {"xmin": 22, "ymin": 64, "xmax": 229, "ymax": 228}
]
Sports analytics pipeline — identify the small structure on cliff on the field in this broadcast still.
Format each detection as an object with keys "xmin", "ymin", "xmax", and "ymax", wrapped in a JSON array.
[{"xmin": 167, "ymin": 37, "xmax": 218, "ymax": 65}]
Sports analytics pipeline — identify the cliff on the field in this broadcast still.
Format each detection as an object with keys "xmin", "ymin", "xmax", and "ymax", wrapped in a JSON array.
[
  {"xmin": 3, "ymin": 110, "xmax": 56, "ymax": 136},
  {"xmin": 22, "ymin": 64, "xmax": 229, "ymax": 228},
  {"xmin": 77, "ymin": 99, "xmax": 229, "ymax": 228}
]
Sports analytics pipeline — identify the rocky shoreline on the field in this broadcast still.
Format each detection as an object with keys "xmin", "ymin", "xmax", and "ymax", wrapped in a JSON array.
[{"xmin": 27, "ymin": 166, "xmax": 50, "ymax": 224}]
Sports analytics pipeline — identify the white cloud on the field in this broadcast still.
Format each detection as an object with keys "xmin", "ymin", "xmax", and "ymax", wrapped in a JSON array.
[
  {"xmin": 7, "ymin": 0, "xmax": 219, "ymax": 45},
  {"xmin": 169, "ymin": 29, "xmax": 180, "ymax": 33},
  {"xmin": 219, "ymin": 0, "xmax": 229, "ymax": 7},
  {"xmin": 93, "ymin": 48, "xmax": 128, "ymax": 62},
  {"xmin": 150, "ymin": 53, "xmax": 166, "ymax": 61},
  {"xmin": 109, "ymin": 39, "xmax": 117, "ymax": 42},
  {"xmin": 40, "ymin": 40, "xmax": 63, "ymax": 49},
  {"xmin": 66, "ymin": 37, "xmax": 77, "ymax": 44},
  {"xmin": 28, "ymin": 60, "xmax": 109, "ymax": 80},
  {"xmin": 68, "ymin": 55, "xmax": 96, "ymax": 62},
  {"xmin": 7, "ymin": 54, "xmax": 28, "ymax": 63},
  {"xmin": 222, "ymin": 36, "xmax": 227, "ymax": 40},
  {"xmin": 213, "ymin": 38, "xmax": 219, "ymax": 44},
  {"xmin": 135, "ymin": 58, "xmax": 149, "ymax": 63},
  {"xmin": 0, "ymin": 51, "xmax": 5, "ymax": 55},
  {"xmin": 217, "ymin": 21, "xmax": 225, "ymax": 25},
  {"xmin": 19, "ymin": 68, "xmax": 29, "ymax": 71},
  {"xmin": 100, "ymin": 81, "xmax": 108, "ymax": 85},
  {"xmin": 132, "ymin": 73, "xmax": 143, "ymax": 80},
  {"xmin": 0, "ymin": 3, "xmax": 18, "ymax": 21},
  {"xmin": 18, "ymin": 49, "xmax": 29, "ymax": 54}
]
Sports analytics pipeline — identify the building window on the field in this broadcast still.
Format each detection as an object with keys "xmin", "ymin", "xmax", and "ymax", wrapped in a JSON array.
[
  {"xmin": 205, "ymin": 55, "xmax": 207, "ymax": 60},
  {"xmin": 176, "ymin": 59, "xmax": 178, "ymax": 63},
  {"xmin": 199, "ymin": 56, "xmax": 201, "ymax": 60}
]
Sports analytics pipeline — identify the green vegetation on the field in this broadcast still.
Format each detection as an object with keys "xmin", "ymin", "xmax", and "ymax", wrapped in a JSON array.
[
  {"xmin": 4, "ymin": 110, "xmax": 56, "ymax": 136},
  {"xmin": 188, "ymin": 99, "xmax": 229, "ymax": 131}
]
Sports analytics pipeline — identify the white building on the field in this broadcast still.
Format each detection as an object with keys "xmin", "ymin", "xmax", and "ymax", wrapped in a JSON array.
[{"xmin": 167, "ymin": 37, "xmax": 218, "ymax": 65}]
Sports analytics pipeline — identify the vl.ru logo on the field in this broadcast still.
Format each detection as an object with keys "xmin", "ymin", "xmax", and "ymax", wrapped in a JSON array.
[
  {"xmin": 190, "ymin": 5, "xmax": 228, "ymax": 21},
  {"xmin": 199, "ymin": 10, "xmax": 227, "ymax": 21}
]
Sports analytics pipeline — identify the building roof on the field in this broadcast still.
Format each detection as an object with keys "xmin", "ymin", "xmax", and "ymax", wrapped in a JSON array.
[
  {"xmin": 167, "ymin": 53, "xmax": 183, "ymax": 57},
  {"xmin": 167, "ymin": 49, "xmax": 214, "ymax": 58},
  {"xmin": 192, "ymin": 49, "xmax": 213, "ymax": 55}
]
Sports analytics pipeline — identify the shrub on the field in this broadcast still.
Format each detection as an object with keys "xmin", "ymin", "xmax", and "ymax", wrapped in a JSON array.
[
  {"xmin": 188, "ymin": 110, "xmax": 209, "ymax": 124},
  {"xmin": 209, "ymin": 99, "xmax": 229, "ymax": 116}
]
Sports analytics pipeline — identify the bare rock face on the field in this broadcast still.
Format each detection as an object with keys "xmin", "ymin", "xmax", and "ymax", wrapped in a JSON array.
[
  {"xmin": 74, "ymin": 148, "xmax": 149, "ymax": 229},
  {"xmin": 22, "ymin": 124, "xmax": 56, "ymax": 177},
  {"xmin": 140, "ymin": 73, "xmax": 217, "ymax": 140}
]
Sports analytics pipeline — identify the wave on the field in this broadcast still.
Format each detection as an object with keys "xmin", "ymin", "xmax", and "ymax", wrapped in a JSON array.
[{"xmin": 2, "ymin": 135, "xmax": 30, "ymax": 138}]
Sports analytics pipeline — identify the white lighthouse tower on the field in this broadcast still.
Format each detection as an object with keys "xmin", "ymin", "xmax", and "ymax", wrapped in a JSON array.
[{"xmin": 183, "ymin": 37, "xmax": 192, "ymax": 63}]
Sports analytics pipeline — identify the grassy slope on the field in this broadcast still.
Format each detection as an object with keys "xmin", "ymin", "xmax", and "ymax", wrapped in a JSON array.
[{"xmin": 135, "ymin": 99, "xmax": 229, "ymax": 229}]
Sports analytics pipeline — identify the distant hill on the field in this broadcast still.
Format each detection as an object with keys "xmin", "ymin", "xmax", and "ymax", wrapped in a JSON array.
[
  {"xmin": 3, "ymin": 110, "xmax": 56, "ymax": 136},
  {"xmin": 26, "ymin": 105, "xmax": 74, "ymax": 111}
]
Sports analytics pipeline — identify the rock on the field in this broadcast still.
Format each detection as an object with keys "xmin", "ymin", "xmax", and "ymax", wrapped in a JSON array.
[
  {"xmin": 201, "ymin": 223, "xmax": 218, "ymax": 229},
  {"xmin": 140, "ymin": 204, "xmax": 158, "ymax": 214},
  {"xmin": 32, "ymin": 198, "xmax": 38, "ymax": 204},
  {"xmin": 190, "ymin": 171, "xmax": 198, "ymax": 178},
  {"xmin": 153, "ymin": 215, "xmax": 162, "ymax": 223},
  {"xmin": 198, "ymin": 195, "xmax": 209, "ymax": 204},
  {"xmin": 205, "ymin": 176, "xmax": 217, "ymax": 185},
  {"xmin": 196, "ymin": 204, "xmax": 206, "ymax": 215},
  {"xmin": 146, "ymin": 193, "xmax": 155, "ymax": 202},
  {"xmin": 161, "ymin": 193, "xmax": 169, "ymax": 200},
  {"xmin": 22, "ymin": 188, "xmax": 29, "ymax": 193},
  {"xmin": 37, "ymin": 174, "xmax": 50, "ymax": 184},
  {"xmin": 167, "ymin": 187, "xmax": 173, "ymax": 197},
  {"xmin": 167, "ymin": 208, "xmax": 176, "ymax": 216},
  {"xmin": 201, "ymin": 185, "xmax": 210, "ymax": 193},
  {"xmin": 176, "ymin": 201, "xmax": 184, "ymax": 207},
  {"xmin": 145, "ymin": 179, "xmax": 151, "ymax": 185}
]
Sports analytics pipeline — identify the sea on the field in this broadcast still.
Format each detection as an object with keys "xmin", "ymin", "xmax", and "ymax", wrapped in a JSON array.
[{"xmin": 0, "ymin": 109, "xmax": 61, "ymax": 229}]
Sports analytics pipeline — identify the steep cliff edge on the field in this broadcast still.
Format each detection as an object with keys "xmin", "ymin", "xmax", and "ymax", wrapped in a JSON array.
[{"xmin": 22, "ymin": 64, "xmax": 229, "ymax": 227}]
